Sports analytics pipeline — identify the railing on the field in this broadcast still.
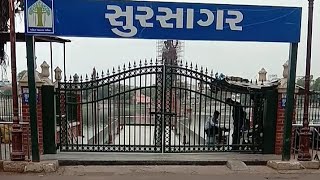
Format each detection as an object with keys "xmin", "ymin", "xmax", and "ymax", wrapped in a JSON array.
[
  {"xmin": 292, "ymin": 124, "xmax": 320, "ymax": 161},
  {"xmin": 0, "ymin": 94, "xmax": 13, "ymax": 122},
  {"xmin": 1, "ymin": 121, "xmax": 31, "ymax": 160},
  {"xmin": 0, "ymin": 121, "xmax": 12, "ymax": 160},
  {"xmin": 295, "ymin": 92, "xmax": 320, "ymax": 124}
]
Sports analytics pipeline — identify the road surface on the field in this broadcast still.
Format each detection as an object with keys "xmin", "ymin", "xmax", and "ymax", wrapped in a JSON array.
[{"xmin": 1, "ymin": 166, "xmax": 320, "ymax": 179}]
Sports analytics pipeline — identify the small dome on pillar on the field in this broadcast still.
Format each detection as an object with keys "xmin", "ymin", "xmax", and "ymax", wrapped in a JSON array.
[
  {"xmin": 54, "ymin": 66, "xmax": 62, "ymax": 82},
  {"xmin": 283, "ymin": 60, "xmax": 289, "ymax": 78},
  {"xmin": 40, "ymin": 61, "xmax": 50, "ymax": 78},
  {"xmin": 258, "ymin": 68, "xmax": 267, "ymax": 82}
]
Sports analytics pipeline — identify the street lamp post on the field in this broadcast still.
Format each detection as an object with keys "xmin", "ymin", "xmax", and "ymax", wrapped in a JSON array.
[
  {"xmin": 9, "ymin": 0, "xmax": 25, "ymax": 161},
  {"xmin": 298, "ymin": 0, "xmax": 314, "ymax": 161}
]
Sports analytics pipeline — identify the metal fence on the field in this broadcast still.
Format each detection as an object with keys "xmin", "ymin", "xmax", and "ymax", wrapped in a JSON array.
[
  {"xmin": 0, "ymin": 94, "xmax": 13, "ymax": 122},
  {"xmin": 291, "ymin": 92, "xmax": 320, "ymax": 160},
  {"xmin": 0, "ymin": 121, "xmax": 12, "ymax": 160},
  {"xmin": 0, "ymin": 94, "xmax": 29, "ymax": 160},
  {"xmin": 0, "ymin": 121, "xmax": 31, "ymax": 160},
  {"xmin": 295, "ymin": 92, "xmax": 320, "ymax": 124},
  {"xmin": 0, "ymin": 94, "xmax": 12, "ymax": 160},
  {"xmin": 292, "ymin": 124, "xmax": 320, "ymax": 161}
]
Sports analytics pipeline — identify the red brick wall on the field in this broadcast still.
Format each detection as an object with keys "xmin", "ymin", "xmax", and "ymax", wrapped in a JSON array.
[
  {"xmin": 275, "ymin": 93, "xmax": 296, "ymax": 155},
  {"xmin": 21, "ymin": 88, "xmax": 43, "ymax": 156},
  {"xmin": 275, "ymin": 94, "xmax": 284, "ymax": 154}
]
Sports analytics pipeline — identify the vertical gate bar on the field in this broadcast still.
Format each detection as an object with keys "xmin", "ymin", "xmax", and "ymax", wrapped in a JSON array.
[
  {"xmin": 171, "ymin": 65, "xmax": 174, "ymax": 151},
  {"xmin": 252, "ymin": 94, "xmax": 257, "ymax": 153},
  {"xmin": 154, "ymin": 64, "xmax": 158, "ymax": 152},
  {"xmin": 57, "ymin": 83, "xmax": 62, "ymax": 151},
  {"xmin": 94, "ymin": 77, "xmax": 98, "ymax": 147},
  {"xmin": 245, "ymin": 93, "xmax": 249, "ymax": 150},
  {"xmin": 113, "ymin": 78, "xmax": 118, "ymax": 150},
  {"xmin": 118, "ymin": 73, "xmax": 122, "ymax": 150},
  {"xmin": 299, "ymin": 95, "xmax": 303, "ymax": 124},
  {"xmin": 249, "ymin": 94, "xmax": 253, "ymax": 151},
  {"xmin": 189, "ymin": 75, "xmax": 192, "ymax": 151},
  {"xmin": 203, "ymin": 74, "xmax": 207, "ymax": 150},
  {"xmin": 183, "ymin": 74, "xmax": 187, "ymax": 151},
  {"xmin": 80, "ymin": 77, "xmax": 83, "ymax": 150},
  {"xmin": 139, "ymin": 67, "xmax": 142, "ymax": 147},
  {"xmin": 174, "ymin": 68, "xmax": 178, "ymax": 150},
  {"xmin": 107, "ymin": 76, "xmax": 111, "ymax": 147},
  {"xmin": 214, "ymin": 82, "xmax": 218, "ymax": 150},
  {"xmin": 97, "ymin": 77, "xmax": 100, "ymax": 149},
  {"xmin": 218, "ymin": 87, "xmax": 223, "ymax": 151},
  {"xmin": 65, "ymin": 79, "xmax": 68, "ymax": 151},
  {"xmin": 241, "ymin": 93, "xmax": 246, "ymax": 150},
  {"xmin": 188, "ymin": 74, "xmax": 191, "ymax": 150},
  {"xmin": 128, "ymin": 72, "xmax": 131, "ymax": 149},
  {"xmin": 149, "ymin": 70, "xmax": 152, "ymax": 148},
  {"xmin": 134, "ymin": 69, "xmax": 137, "ymax": 149},
  {"xmin": 85, "ymin": 79, "xmax": 89, "ymax": 148},
  {"xmin": 123, "ymin": 71, "xmax": 126, "ymax": 151},
  {"xmin": 145, "ymin": 72, "xmax": 147, "ymax": 147},
  {"xmin": 193, "ymin": 82, "xmax": 197, "ymax": 147},
  {"xmin": 169, "ymin": 66, "xmax": 173, "ymax": 152},
  {"xmin": 102, "ymin": 77, "xmax": 105, "ymax": 149},
  {"xmin": 91, "ymin": 79, "xmax": 94, "ymax": 146},
  {"xmin": 76, "ymin": 79, "xmax": 79, "ymax": 150},
  {"xmin": 198, "ymin": 76, "xmax": 202, "ymax": 150},
  {"xmin": 68, "ymin": 82, "xmax": 72, "ymax": 150},
  {"xmin": 227, "ymin": 91, "xmax": 232, "ymax": 151},
  {"xmin": 317, "ymin": 94, "xmax": 320, "ymax": 122},
  {"xmin": 208, "ymin": 81, "xmax": 213, "ymax": 151},
  {"xmin": 178, "ymin": 69, "xmax": 182, "ymax": 151},
  {"xmin": 70, "ymin": 78, "xmax": 74, "ymax": 150},
  {"xmin": 73, "ymin": 80, "xmax": 76, "ymax": 149},
  {"xmin": 161, "ymin": 64, "xmax": 166, "ymax": 153}
]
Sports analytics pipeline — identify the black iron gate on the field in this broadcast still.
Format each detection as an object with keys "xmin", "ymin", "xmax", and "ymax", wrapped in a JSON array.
[{"xmin": 57, "ymin": 60, "xmax": 269, "ymax": 153}]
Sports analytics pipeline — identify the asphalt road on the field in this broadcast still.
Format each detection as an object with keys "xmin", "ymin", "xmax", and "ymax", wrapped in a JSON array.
[{"xmin": 1, "ymin": 166, "xmax": 320, "ymax": 180}]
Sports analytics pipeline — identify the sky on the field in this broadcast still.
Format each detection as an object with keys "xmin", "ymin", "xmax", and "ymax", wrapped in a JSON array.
[{"xmin": 2, "ymin": 0, "xmax": 320, "ymax": 81}]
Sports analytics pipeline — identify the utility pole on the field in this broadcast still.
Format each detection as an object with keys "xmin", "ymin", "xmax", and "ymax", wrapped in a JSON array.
[
  {"xmin": 9, "ymin": 0, "xmax": 25, "ymax": 161},
  {"xmin": 298, "ymin": 0, "xmax": 314, "ymax": 161}
]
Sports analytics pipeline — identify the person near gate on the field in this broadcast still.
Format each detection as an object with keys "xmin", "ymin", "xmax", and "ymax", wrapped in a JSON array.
[
  {"xmin": 204, "ymin": 111, "xmax": 228, "ymax": 146},
  {"xmin": 226, "ymin": 96, "xmax": 247, "ymax": 150}
]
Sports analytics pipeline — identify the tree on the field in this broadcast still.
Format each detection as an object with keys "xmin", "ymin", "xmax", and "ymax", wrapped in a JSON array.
[
  {"xmin": 296, "ymin": 76, "xmax": 314, "ymax": 90},
  {"xmin": 0, "ymin": 0, "xmax": 24, "ymax": 32},
  {"xmin": 17, "ymin": 70, "xmax": 26, "ymax": 80},
  {"xmin": 296, "ymin": 78, "xmax": 305, "ymax": 88},
  {"xmin": 0, "ymin": 0, "xmax": 24, "ymax": 73},
  {"xmin": 312, "ymin": 77, "xmax": 320, "ymax": 92}
]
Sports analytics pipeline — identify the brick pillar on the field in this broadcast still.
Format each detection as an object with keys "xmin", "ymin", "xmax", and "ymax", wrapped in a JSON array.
[
  {"xmin": 275, "ymin": 93, "xmax": 285, "ymax": 154},
  {"xmin": 275, "ymin": 88, "xmax": 297, "ymax": 155},
  {"xmin": 21, "ymin": 87, "xmax": 43, "ymax": 155}
]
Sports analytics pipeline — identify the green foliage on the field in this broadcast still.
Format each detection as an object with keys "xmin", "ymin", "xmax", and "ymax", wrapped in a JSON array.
[
  {"xmin": 17, "ymin": 70, "xmax": 27, "ymax": 80},
  {"xmin": 313, "ymin": 77, "xmax": 320, "ymax": 92},
  {"xmin": 296, "ymin": 76, "xmax": 320, "ymax": 91}
]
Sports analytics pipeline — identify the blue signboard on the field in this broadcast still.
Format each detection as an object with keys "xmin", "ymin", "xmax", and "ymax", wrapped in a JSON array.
[
  {"xmin": 281, "ymin": 97, "xmax": 286, "ymax": 108},
  {"xmin": 25, "ymin": 0, "xmax": 302, "ymax": 42}
]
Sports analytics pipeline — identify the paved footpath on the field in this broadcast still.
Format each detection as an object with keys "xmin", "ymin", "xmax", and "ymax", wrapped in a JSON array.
[{"xmin": 1, "ymin": 166, "xmax": 320, "ymax": 179}]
